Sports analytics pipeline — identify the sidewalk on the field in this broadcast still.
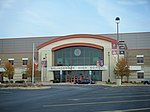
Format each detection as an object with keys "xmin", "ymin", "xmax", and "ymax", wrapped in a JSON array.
[
  {"xmin": 0, "ymin": 82, "xmax": 148, "ymax": 89},
  {"xmin": 37, "ymin": 81, "xmax": 147, "ymax": 87}
]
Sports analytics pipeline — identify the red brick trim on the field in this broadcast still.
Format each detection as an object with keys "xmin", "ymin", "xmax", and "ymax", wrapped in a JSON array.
[
  {"xmin": 37, "ymin": 34, "xmax": 117, "ymax": 49},
  {"xmin": 52, "ymin": 43, "xmax": 104, "ymax": 51}
]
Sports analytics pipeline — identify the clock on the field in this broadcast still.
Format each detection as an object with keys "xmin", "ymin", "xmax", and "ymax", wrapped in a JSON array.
[{"xmin": 74, "ymin": 49, "xmax": 81, "ymax": 56}]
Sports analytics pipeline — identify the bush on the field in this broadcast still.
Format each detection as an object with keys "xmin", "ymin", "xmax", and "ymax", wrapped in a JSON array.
[
  {"xmin": 122, "ymin": 81, "xmax": 129, "ymax": 83},
  {"xmin": 53, "ymin": 80, "xmax": 60, "ymax": 83},
  {"xmin": 15, "ymin": 80, "xmax": 25, "ymax": 83},
  {"xmin": 106, "ymin": 81, "xmax": 116, "ymax": 84},
  {"xmin": 1, "ymin": 81, "xmax": 13, "ymax": 83},
  {"xmin": 132, "ymin": 81, "xmax": 136, "ymax": 84}
]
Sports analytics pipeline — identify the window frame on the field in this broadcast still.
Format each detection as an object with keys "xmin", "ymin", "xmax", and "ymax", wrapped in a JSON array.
[
  {"xmin": 22, "ymin": 58, "xmax": 28, "ymax": 65},
  {"xmin": 8, "ymin": 58, "xmax": 14, "ymax": 65},
  {"xmin": 137, "ymin": 71, "xmax": 144, "ymax": 79},
  {"xmin": 22, "ymin": 73, "xmax": 27, "ymax": 79},
  {"xmin": 136, "ymin": 55, "xmax": 144, "ymax": 64}
]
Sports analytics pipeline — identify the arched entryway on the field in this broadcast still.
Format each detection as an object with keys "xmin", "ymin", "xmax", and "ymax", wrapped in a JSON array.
[{"xmin": 52, "ymin": 44, "xmax": 103, "ymax": 82}]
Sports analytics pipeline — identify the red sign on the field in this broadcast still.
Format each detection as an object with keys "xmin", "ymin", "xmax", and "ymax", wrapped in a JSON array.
[
  {"xmin": 112, "ymin": 49, "xmax": 117, "ymax": 55},
  {"xmin": 112, "ymin": 43, "xmax": 117, "ymax": 55}
]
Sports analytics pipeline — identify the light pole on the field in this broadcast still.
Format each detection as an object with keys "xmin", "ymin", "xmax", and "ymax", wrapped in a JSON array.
[
  {"xmin": 32, "ymin": 43, "xmax": 34, "ymax": 84},
  {"xmin": 108, "ymin": 52, "xmax": 110, "ymax": 82},
  {"xmin": 115, "ymin": 17, "xmax": 121, "ymax": 85},
  {"xmin": 115, "ymin": 17, "xmax": 120, "ymax": 61}
]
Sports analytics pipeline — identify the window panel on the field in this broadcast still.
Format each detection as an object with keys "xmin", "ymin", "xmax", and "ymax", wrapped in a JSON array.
[
  {"xmin": 54, "ymin": 46, "xmax": 102, "ymax": 66},
  {"xmin": 22, "ymin": 73, "xmax": 27, "ymax": 79},
  {"xmin": 8, "ymin": 58, "xmax": 14, "ymax": 65},
  {"xmin": 137, "ymin": 72, "xmax": 144, "ymax": 79},
  {"xmin": 137, "ymin": 57, "xmax": 144, "ymax": 64},
  {"xmin": 22, "ymin": 60, "xmax": 28, "ymax": 65},
  {"xmin": 9, "ymin": 60, "xmax": 14, "ymax": 65}
]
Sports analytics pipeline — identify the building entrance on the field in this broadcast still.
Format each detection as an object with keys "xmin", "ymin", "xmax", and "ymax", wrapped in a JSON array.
[
  {"xmin": 53, "ymin": 46, "xmax": 103, "ymax": 83},
  {"xmin": 53, "ymin": 70, "xmax": 102, "ymax": 83}
]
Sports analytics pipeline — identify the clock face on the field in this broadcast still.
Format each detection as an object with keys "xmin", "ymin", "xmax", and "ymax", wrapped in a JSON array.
[{"xmin": 74, "ymin": 49, "xmax": 81, "ymax": 56}]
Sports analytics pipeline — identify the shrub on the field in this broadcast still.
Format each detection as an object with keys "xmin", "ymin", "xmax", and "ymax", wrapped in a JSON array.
[
  {"xmin": 53, "ymin": 80, "xmax": 60, "ymax": 83},
  {"xmin": 106, "ymin": 81, "xmax": 116, "ymax": 84},
  {"xmin": 15, "ymin": 80, "xmax": 25, "ymax": 83},
  {"xmin": 122, "ymin": 81, "xmax": 128, "ymax": 83}
]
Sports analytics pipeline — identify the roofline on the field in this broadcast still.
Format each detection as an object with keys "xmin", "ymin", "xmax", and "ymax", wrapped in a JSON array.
[
  {"xmin": 37, "ymin": 34, "xmax": 117, "ymax": 49},
  {"xmin": 0, "ymin": 36, "xmax": 58, "ymax": 40},
  {"xmin": 102, "ymin": 31, "xmax": 150, "ymax": 35},
  {"xmin": 0, "ymin": 32, "xmax": 149, "ymax": 40}
]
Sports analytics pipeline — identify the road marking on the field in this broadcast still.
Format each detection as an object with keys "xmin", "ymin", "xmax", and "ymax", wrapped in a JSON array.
[
  {"xmin": 99, "ymin": 107, "xmax": 150, "ymax": 112},
  {"xmin": 68, "ymin": 94, "xmax": 150, "ymax": 101},
  {"xmin": 82, "ymin": 91, "xmax": 150, "ymax": 96},
  {"xmin": 43, "ymin": 99, "xmax": 150, "ymax": 107},
  {"xmin": 69, "ymin": 99, "xmax": 80, "ymax": 101}
]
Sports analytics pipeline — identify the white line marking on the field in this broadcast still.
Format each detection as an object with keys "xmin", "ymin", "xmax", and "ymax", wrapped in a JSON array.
[
  {"xmin": 100, "ymin": 107, "xmax": 150, "ymax": 112},
  {"xmin": 68, "ymin": 94, "xmax": 150, "ymax": 100},
  {"xmin": 68, "ymin": 99, "xmax": 80, "ymax": 101},
  {"xmin": 84, "ymin": 91, "xmax": 150, "ymax": 96},
  {"xmin": 43, "ymin": 99, "xmax": 150, "ymax": 107}
]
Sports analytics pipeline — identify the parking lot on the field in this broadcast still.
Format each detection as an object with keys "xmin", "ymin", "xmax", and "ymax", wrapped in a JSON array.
[{"xmin": 0, "ymin": 85, "xmax": 150, "ymax": 112}]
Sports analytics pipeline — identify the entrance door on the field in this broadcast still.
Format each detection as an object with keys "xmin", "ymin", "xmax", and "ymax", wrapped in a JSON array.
[
  {"xmin": 53, "ymin": 71, "xmax": 66, "ymax": 83},
  {"xmin": 53, "ymin": 70, "xmax": 102, "ymax": 83}
]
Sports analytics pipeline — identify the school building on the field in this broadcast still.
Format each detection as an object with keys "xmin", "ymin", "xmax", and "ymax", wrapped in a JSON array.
[{"xmin": 0, "ymin": 32, "xmax": 150, "ymax": 83}]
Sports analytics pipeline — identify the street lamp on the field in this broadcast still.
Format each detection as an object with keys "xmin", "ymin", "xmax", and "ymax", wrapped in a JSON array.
[
  {"xmin": 115, "ymin": 17, "xmax": 120, "ymax": 61},
  {"xmin": 115, "ymin": 17, "xmax": 120, "ymax": 40},
  {"xmin": 115, "ymin": 17, "xmax": 121, "ymax": 86}
]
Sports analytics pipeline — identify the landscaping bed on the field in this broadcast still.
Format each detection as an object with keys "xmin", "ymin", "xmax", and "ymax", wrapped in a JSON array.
[{"xmin": 0, "ymin": 83, "xmax": 43, "ymax": 88}]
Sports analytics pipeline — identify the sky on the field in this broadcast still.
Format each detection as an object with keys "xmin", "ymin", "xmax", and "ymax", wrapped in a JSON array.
[{"xmin": 0, "ymin": 0, "xmax": 150, "ymax": 38}]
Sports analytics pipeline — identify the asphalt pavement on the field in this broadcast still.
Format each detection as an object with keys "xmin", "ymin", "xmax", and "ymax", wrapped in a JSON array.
[{"xmin": 0, "ymin": 85, "xmax": 150, "ymax": 112}]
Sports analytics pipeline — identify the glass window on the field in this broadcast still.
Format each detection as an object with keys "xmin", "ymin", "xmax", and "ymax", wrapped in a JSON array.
[
  {"xmin": 8, "ymin": 58, "xmax": 14, "ymax": 65},
  {"xmin": 22, "ymin": 73, "xmax": 27, "ymax": 79},
  {"xmin": 22, "ymin": 58, "xmax": 28, "ymax": 65},
  {"xmin": 9, "ymin": 60, "xmax": 14, "ymax": 65},
  {"xmin": 54, "ymin": 46, "xmax": 103, "ymax": 66},
  {"xmin": 137, "ymin": 72, "xmax": 144, "ymax": 79},
  {"xmin": 136, "ymin": 55, "xmax": 144, "ymax": 64},
  {"xmin": 23, "ymin": 60, "xmax": 28, "ymax": 65},
  {"xmin": 137, "ymin": 57, "xmax": 144, "ymax": 64},
  {"xmin": 57, "ymin": 58, "xmax": 63, "ymax": 66}
]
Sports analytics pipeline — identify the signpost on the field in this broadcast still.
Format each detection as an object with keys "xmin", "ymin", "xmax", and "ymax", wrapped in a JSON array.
[{"xmin": 118, "ymin": 40, "xmax": 125, "ymax": 55}]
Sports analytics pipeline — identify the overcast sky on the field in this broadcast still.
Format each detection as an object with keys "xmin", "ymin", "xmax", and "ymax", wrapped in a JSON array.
[{"xmin": 0, "ymin": 0, "xmax": 150, "ymax": 38}]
